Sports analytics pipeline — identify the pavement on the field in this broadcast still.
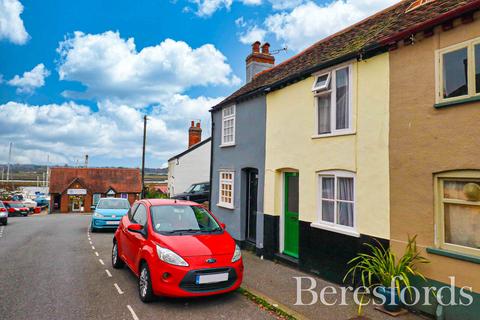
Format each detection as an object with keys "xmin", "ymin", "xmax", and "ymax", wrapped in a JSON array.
[
  {"xmin": 0, "ymin": 214, "xmax": 276, "ymax": 320},
  {"xmin": 241, "ymin": 251, "xmax": 430, "ymax": 320}
]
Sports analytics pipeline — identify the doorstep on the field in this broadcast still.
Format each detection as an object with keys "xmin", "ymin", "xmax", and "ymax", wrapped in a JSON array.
[{"xmin": 241, "ymin": 251, "xmax": 426, "ymax": 320}]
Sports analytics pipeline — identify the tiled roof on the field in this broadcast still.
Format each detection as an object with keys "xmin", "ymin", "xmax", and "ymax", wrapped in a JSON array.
[
  {"xmin": 213, "ymin": 0, "xmax": 478, "ymax": 109},
  {"xmin": 49, "ymin": 167, "xmax": 142, "ymax": 194}
]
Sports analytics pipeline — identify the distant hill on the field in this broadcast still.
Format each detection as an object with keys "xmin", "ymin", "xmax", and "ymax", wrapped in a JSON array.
[{"xmin": 0, "ymin": 164, "xmax": 167, "ymax": 181}]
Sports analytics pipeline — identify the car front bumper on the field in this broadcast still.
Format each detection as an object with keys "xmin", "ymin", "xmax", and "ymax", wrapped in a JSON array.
[
  {"xmin": 149, "ymin": 255, "xmax": 243, "ymax": 298},
  {"xmin": 91, "ymin": 217, "xmax": 122, "ymax": 229}
]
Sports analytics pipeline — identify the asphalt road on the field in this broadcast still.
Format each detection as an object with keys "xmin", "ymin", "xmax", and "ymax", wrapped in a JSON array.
[{"xmin": 0, "ymin": 214, "xmax": 276, "ymax": 320}]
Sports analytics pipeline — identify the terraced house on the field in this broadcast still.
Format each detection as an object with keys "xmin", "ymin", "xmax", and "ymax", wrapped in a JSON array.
[
  {"xmin": 210, "ymin": 0, "xmax": 480, "ymax": 318},
  {"xmin": 209, "ymin": 42, "xmax": 274, "ymax": 251},
  {"xmin": 386, "ymin": 1, "xmax": 480, "ymax": 318}
]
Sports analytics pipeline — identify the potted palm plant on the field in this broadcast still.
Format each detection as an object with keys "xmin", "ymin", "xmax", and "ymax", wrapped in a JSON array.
[{"xmin": 344, "ymin": 235, "xmax": 429, "ymax": 313}]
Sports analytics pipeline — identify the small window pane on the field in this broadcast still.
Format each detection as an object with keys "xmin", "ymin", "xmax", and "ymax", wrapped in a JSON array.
[
  {"xmin": 444, "ymin": 203, "xmax": 480, "ymax": 250},
  {"xmin": 337, "ymin": 202, "xmax": 354, "ymax": 227},
  {"xmin": 337, "ymin": 177, "xmax": 354, "ymax": 201},
  {"xmin": 336, "ymin": 68, "xmax": 349, "ymax": 130},
  {"xmin": 322, "ymin": 177, "xmax": 334, "ymax": 199},
  {"xmin": 322, "ymin": 200, "xmax": 334, "ymax": 223},
  {"xmin": 443, "ymin": 48, "xmax": 468, "ymax": 99},
  {"xmin": 444, "ymin": 180, "xmax": 480, "ymax": 201},
  {"xmin": 287, "ymin": 175, "xmax": 299, "ymax": 213},
  {"xmin": 317, "ymin": 94, "xmax": 331, "ymax": 134},
  {"xmin": 475, "ymin": 44, "xmax": 480, "ymax": 94},
  {"xmin": 314, "ymin": 74, "xmax": 330, "ymax": 90}
]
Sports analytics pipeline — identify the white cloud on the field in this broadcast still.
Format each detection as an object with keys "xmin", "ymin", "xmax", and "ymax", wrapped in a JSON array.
[
  {"xmin": 242, "ymin": 0, "xmax": 400, "ymax": 52},
  {"xmin": 267, "ymin": 0, "xmax": 305, "ymax": 10},
  {"xmin": 7, "ymin": 63, "xmax": 50, "ymax": 94},
  {"xmin": 239, "ymin": 25, "xmax": 266, "ymax": 45},
  {"xmin": 189, "ymin": 0, "xmax": 261, "ymax": 17},
  {"xmin": 235, "ymin": 16, "xmax": 246, "ymax": 27},
  {"xmin": 0, "ymin": 0, "xmax": 29, "ymax": 44},
  {"xmin": 57, "ymin": 31, "xmax": 239, "ymax": 106},
  {"xmin": 0, "ymin": 96, "xmax": 221, "ymax": 166}
]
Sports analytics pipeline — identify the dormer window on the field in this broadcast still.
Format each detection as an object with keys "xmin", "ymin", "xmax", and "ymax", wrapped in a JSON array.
[{"xmin": 313, "ymin": 65, "xmax": 352, "ymax": 136}]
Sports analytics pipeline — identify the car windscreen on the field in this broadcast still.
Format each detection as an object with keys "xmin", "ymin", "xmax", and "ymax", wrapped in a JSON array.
[
  {"xmin": 151, "ymin": 205, "xmax": 221, "ymax": 234},
  {"xmin": 96, "ymin": 199, "xmax": 130, "ymax": 209}
]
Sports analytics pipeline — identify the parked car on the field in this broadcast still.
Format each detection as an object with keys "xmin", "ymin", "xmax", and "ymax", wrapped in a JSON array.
[
  {"xmin": 3, "ymin": 201, "xmax": 29, "ymax": 217},
  {"xmin": 0, "ymin": 202, "xmax": 7, "ymax": 225},
  {"xmin": 90, "ymin": 198, "xmax": 131, "ymax": 232},
  {"xmin": 34, "ymin": 197, "xmax": 49, "ymax": 208},
  {"xmin": 171, "ymin": 182, "xmax": 210, "ymax": 204},
  {"xmin": 22, "ymin": 199, "xmax": 37, "ymax": 212},
  {"xmin": 112, "ymin": 199, "xmax": 242, "ymax": 302}
]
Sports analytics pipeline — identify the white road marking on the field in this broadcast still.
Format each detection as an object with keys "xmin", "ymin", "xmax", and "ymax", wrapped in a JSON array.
[
  {"xmin": 92, "ymin": 245, "xmax": 95, "ymax": 250},
  {"xmin": 127, "ymin": 305, "xmax": 139, "ymax": 320},
  {"xmin": 95, "ymin": 252, "xmax": 99, "ymax": 257},
  {"xmin": 105, "ymin": 269, "xmax": 112, "ymax": 277},
  {"xmin": 99, "ymin": 259, "xmax": 105, "ymax": 265},
  {"xmin": 114, "ymin": 283, "xmax": 124, "ymax": 294}
]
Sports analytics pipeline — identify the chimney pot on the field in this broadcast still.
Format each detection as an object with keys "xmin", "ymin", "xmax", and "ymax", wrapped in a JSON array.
[
  {"xmin": 246, "ymin": 40, "xmax": 275, "ymax": 83},
  {"xmin": 188, "ymin": 120, "xmax": 202, "ymax": 148},
  {"xmin": 261, "ymin": 43, "xmax": 270, "ymax": 54},
  {"xmin": 252, "ymin": 41, "xmax": 261, "ymax": 53}
]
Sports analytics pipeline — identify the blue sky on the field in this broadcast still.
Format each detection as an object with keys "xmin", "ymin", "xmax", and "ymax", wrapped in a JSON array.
[{"xmin": 0, "ymin": 0, "xmax": 398, "ymax": 168}]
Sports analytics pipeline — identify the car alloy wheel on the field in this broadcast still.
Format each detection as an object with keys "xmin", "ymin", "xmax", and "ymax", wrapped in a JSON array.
[
  {"xmin": 112, "ymin": 241, "xmax": 124, "ymax": 269},
  {"xmin": 139, "ymin": 268, "xmax": 148, "ymax": 297},
  {"xmin": 138, "ymin": 263, "xmax": 154, "ymax": 302}
]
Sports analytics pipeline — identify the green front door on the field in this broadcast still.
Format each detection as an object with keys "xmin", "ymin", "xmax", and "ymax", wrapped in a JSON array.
[{"xmin": 284, "ymin": 172, "xmax": 299, "ymax": 258}]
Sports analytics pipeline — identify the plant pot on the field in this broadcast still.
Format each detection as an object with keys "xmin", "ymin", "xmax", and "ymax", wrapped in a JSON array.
[{"xmin": 377, "ymin": 286, "xmax": 401, "ymax": 312}]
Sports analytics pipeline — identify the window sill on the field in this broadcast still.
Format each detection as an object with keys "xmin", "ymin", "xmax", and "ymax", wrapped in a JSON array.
[
  {"xmin": 220, "ymin": 144, "xmax": 235, "ymax": 148},
  {"xmin": 426, "ymin": 247, "xmax": 480, "ymax": 264},
  {"xmin": 434, "ymin": 95, "xmax": 480, "ymax": 109},
  {"xmin": 217, "ymin": 203, "xmax": 234, "ymax": 210},
  {"xmin": 310, "ymin": 222, "xmax": 360, "ymax": 238},
  {"xmin": 311, "ymin": 131, "xmax": 355, "ymax": 139}
]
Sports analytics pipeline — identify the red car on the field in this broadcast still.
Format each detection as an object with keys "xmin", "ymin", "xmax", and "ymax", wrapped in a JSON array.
[
  {"xmin": 112, "ymin": 199, "xmax": 243, "ymax": 302},
  {"xmin": 3, "ymin": 201, "xmax": 29, "ymax": 217}
]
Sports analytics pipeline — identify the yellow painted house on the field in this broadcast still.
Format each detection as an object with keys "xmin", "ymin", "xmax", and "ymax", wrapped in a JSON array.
[
  {"xmin": 211, "ymin": 1, "xmax": 480, "ymax": 318},
  {"xmin": 263, "ymin": 54, "xmax": 390, "ymax": 283}
]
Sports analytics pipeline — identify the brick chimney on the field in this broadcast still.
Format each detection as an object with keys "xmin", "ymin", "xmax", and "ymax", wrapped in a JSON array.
[
  {"xmin": 188, "ymin": 121, "xmax": 202, "ymax": 148},
  {"xmin": 246, "ymin": 41, "xmax": 275, "ymax": 83}
]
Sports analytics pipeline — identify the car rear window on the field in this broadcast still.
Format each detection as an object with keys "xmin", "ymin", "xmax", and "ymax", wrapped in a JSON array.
[{"xmin": 151, "ymin": 205, "xmax": 220, "ymax": 234}]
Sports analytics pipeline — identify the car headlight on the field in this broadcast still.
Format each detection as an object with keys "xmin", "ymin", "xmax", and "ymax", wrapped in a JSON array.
[
  {"xmin": 93, "ymin": 212, "xmax": 103, "ymax": 218},
  {"xmin": 156, "ymin": 245, "xmax": 189, "ymax": 267},
  {"xmin": 231, "ymin": 244, "xmax": 241, "ymax": 263}
]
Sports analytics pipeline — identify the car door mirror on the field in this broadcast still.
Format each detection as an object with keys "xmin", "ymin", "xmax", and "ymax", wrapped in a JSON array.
[
  {"xmin": 128, "ymin": 224, "xmax": 144, "ymax": 233},
  {"xmin": 90, "ymin": 205, "xmax": 96, "ymax": 210},
  {"xmin": 220, "ymin": 223, "xmax": 226, "ymax": 230}
]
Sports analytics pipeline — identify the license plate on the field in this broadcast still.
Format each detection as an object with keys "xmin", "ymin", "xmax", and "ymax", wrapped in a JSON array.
[
  {"xmin": 106, "ymin": 221, "xmax": 119, "ymax": 225},
  {"xmin": 196, "ymin": 273, "xmax": 229, "ymax": 284}
]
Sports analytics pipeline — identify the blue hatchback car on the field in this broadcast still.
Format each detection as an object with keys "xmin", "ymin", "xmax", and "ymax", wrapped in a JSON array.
[{"xmin": 90, "ymin": 198, "xmax": 131, "ymax": 232}]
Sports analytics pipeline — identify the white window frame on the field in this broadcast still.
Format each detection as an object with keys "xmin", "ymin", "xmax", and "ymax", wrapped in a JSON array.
[
  {"xmin": 312, "ymin": 64, "xmax": 353, "ymax": 138},
  {"xmin": 312, "ymin": 72, "xmax": 331, "ymax": 91},
  {"xmin": 435, "ymin": 37, "xmax": 480, "ymax": 104},
  {"xmin": 312, "ymin": 170, "xmax": 359, "ymax": 238},
  {"xmin": 218, "ymin": 171, "xmax": 234, "ymax": 209},
  {"xmin": 221, "ymin": 105, "xmax": 236, "ymax": 147}
]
